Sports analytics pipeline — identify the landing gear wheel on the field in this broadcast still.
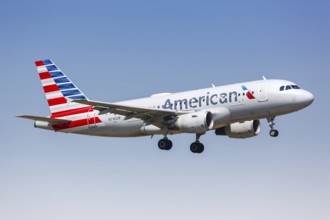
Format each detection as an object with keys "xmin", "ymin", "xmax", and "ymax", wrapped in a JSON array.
[
  {"xmin": 190, "ymin": 142, "xmax": 204, "ymax": 153},
  {"xmin": 269, "ymin": 129, "xmax": 279, "ymax": 137},
  {"xmin": 267, "ymin": 117, "xmax": 279, "ymax": 138},
  {"xmin": 158, "ymin": 139, "xmax": 172, "ymax": 150}
]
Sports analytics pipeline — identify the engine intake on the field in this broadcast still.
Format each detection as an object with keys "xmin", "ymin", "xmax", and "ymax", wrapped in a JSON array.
[{"xmin": 215, "ymin": 120, "xmax": 261, "ymax": 138}]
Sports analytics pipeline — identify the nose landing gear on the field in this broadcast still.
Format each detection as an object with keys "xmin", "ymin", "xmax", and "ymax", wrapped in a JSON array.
[
  {"xmin": 269, "ymin": 129, "xmax": 279, "ymax": 137},
  {"xmin": 267, "ymin": 117, "xmax": 279, "ymax": 137}
]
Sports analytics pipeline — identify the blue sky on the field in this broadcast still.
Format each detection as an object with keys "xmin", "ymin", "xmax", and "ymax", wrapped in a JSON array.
[{"xmin": 0, "ymin": 0, "xmax": 329, "ymax": 219}]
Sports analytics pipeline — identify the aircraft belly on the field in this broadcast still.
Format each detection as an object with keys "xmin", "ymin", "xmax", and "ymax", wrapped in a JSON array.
[
  {"xmin": 58, "ymin": 115, "xmax": 146, "ymax": 137},
  {"xmin": 101, "ymin": 117, "xmax": 146, "ymax": 137}
]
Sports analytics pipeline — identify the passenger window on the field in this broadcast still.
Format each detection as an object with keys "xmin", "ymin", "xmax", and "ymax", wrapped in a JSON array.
[
  {"xmin": 280, "ymin": 86, "xmax": 285, "ymax": 91},
  {"xmin": 292, "ymin": 85, "xmax": 300, "ymax": 89},
  {"xmin": 286, "ymin": 85, "xmax": 292, "ymax": 90}
]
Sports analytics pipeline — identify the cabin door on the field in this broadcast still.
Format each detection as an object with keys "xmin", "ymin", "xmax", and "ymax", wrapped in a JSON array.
[
  {"xmin": 258, "ymin": 83, "xmax": 268, "ymax": 102},
  {"xmin": 87, "ymin": 109, "xmax": 97, "ymax": 128}
]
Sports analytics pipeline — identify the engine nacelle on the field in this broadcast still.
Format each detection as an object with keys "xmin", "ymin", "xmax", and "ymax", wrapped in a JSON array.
[
  {"xmin": 215, "ymin": 120, "xmax": 261, "ymax": 138},
  {"xmin": 174, "ymin": 111, "xmax": 214, "ymax": 133},
  {"xmin": 209, "ymin": 107, "xmax": 231, "ymax": 128}
]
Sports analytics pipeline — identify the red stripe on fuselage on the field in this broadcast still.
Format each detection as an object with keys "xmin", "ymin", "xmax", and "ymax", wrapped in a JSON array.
[
  {"xmin": 52, "ymin": 117, "xmax": 102, "ymax": 131},
  {"xmin": 51, "ymin": 106, "xmax": 93, "ymax": 118},
  {"xmin": 35, "ymin": 60, "xmax": 44, "ymax": 66},
  {"xmin": 39, "ymin": 72, "xmax": 52, "ymax": 80},
  {"xmin": 43, "ymin": 84, "xmax": 60, "ymax": 93},
  {"xmin": 48, "ymin": 97, "xmax": 67, "ymax": 106}
]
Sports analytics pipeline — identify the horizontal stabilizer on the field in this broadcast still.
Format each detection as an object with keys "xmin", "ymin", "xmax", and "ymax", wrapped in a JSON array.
[{"xmin": 16, "ymin": 115, "xmax": 71, "ymax": 124}]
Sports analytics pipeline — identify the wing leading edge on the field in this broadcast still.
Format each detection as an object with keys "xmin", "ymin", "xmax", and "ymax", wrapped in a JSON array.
[{"xmin": 73, "ymin": 99, "xmax": 183, "ymax": 123}]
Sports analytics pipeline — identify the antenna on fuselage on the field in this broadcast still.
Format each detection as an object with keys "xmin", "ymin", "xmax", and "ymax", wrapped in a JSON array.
[
  {"xmin": 262, "ymin": 76, "xmax": 267, "ymax": 80},
  {"xmin": 211, "ymin": 84, "xmax": 215, "ymax": 88}
]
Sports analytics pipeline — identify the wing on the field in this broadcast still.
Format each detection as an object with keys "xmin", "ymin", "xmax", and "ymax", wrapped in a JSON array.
[
  {"xmin": 73, "ymin": 99, "xmax": 183, "ymax": 125},
  {"xmin": 17, "ymin": 115, "xmax": 71, "ymax": 124}
]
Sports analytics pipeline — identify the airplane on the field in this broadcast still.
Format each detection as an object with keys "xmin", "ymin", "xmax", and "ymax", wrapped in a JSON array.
[{"xmin": 17, "ymin": 59, "xmax": 314, "ymax": 153}]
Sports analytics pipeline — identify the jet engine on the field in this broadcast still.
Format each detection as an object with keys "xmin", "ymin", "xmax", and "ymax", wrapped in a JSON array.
[
  {"xmin": 174, "ymin": 111, "xmax": 214, "ymax": 133},
  {"xmin": 215, "ymin": 120, "xmax": 261, "ymax": 138}
]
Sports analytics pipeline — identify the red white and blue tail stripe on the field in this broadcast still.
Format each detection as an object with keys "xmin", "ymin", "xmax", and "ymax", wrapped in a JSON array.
[{"xmin": 35, "ymin": 59, "xmax": 92, "ymax": 118}]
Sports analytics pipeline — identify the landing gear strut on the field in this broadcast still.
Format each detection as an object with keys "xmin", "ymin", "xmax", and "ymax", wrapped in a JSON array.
[
  {"xmin": 267, "ymin": 116, "xmax": 279, "ymax": 137},
  {"xmin": 190, "ymin": 133, "xmax": 205, "ymax": 153},
  {"xmin": 158, "ymin": 135, "xmax": 172, "ymax": 151}
]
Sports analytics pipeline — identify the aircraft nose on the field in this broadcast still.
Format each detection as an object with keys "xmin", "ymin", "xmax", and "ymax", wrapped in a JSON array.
[{"xmin": 299, "ymin": 90, "xmax": 314, "ymax": 107}]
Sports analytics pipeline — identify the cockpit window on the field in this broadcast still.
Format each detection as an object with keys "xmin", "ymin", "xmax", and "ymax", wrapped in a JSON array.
[{"xmin": 280, "ymin": 85, "xmax": 301, "ymax": 91}]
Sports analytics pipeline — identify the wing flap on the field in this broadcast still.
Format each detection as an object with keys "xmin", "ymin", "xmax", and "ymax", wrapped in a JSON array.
[{"xmin": 17, "ymin": 115, "xmax": 71, "ymax": 124}]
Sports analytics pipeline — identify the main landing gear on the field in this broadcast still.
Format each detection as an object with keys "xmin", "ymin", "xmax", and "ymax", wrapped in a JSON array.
[
  {"xmin": 267, "ymin": 116, "xmax": 279, "ymax": 137},
  {"xmin": 157, "ymin": 133, "xmax": 205, "ymax": 153},
  {"xmin": 158, "ymin": 137, "xmax": 173, "ymax": 150},
  {"xmin": 190, "ymin": 133, "xmax": 205, "ymax": 154}
]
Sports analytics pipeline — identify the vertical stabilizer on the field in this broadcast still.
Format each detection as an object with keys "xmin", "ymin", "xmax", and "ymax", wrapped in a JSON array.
[{"xmin": 35, "ymin": 59, "xmax": 92, "ymax": 118}]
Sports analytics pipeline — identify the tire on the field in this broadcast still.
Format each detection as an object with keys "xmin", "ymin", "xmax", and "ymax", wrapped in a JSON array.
[
  {"xmin": 158, "ymin": 139, "xmax": 167, "ymax": 150},
  {"xmin": 190, "ymin": 142, "xmax": 204, "ymax": 153},
  {"xmin": 158, "ymin": 139, "xmax": 172, "ymax": 150},
  {"xmin": 166, "ymin": 140, "xmax": 173, "ymax": 150},
  {"xmin": 198, "ymin": 143, "xmax": 204, "ymax": 153},
  {"xmin": 269, "ymin": 129, "xmax": 279, "ymax": 137}
]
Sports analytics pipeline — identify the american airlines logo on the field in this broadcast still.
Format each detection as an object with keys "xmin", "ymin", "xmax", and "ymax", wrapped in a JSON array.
[
  {"xmin": 241, "ymin": 85, "xmax": 255, "ymax": 100},
  {"xmin": 162, "ymin": 85, "xmax": 255, "ymax": 111}
]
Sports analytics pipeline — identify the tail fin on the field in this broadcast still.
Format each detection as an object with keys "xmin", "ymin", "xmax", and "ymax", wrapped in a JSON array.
[{"xmin": 35, "ymin": 59, "xmax": 92, "ymax": 118}]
